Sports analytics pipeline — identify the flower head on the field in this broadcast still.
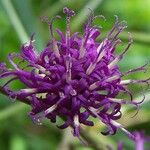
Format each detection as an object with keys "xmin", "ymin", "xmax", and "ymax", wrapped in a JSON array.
[{"xmin": 0, "ymin": 7, "xmax": 149, "ymax": 137}]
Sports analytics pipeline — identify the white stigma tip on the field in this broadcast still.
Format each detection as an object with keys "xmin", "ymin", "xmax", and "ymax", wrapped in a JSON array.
[
  {"xmin": 105, "ymin": 75, "xmax": 119, "ymax": 82},
  {"xmin": 70, "ymin": 89, "xmax": 77, "ymax": 96},
  {"xmin": 74, "ymin": 115, "xmax": 79, "ymax": 126},
  {"xmin": 86, "ymin": 63, "xmax": 96, "ymax": 75},
  {"xmin": 108, "ymin": 57, "xmax": 120, "ymax": 69},
  {"xmin": 120, "ymin": 80, "xmax": 131, "ymax": 85},
  {"xmin": 89, "ymin": 81, "xmax": 99, "ymax": 90},
  {"xmin": 21, "ymin": 88, "xmax": 37, "ymax": 93},
  {"xmin": 45, "ymin": 105, "xmax": 57, "ymax": 114}
]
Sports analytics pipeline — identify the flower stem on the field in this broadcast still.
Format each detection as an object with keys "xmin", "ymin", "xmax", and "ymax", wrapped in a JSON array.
[{"xmin": 1, "ymin": 0, "xmax": 29, "ymax": 43}]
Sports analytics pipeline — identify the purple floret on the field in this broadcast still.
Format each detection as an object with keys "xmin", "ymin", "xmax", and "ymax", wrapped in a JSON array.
[
  {"xmin": 0, "ymin": 7, "xmax": 149, "ymax": 137},
  {"xmin": 108, "ymin": 131, "xmax": 150, "ymax": 150},
  {"xmin": 131, "ymin": 131, "xmax": 150, "ymax": 150}
]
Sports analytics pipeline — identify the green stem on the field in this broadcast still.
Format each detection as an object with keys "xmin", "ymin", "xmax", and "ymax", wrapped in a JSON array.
[{"xmin": 1, "ymin": 0, "xmax": 29, "ymax": 43}]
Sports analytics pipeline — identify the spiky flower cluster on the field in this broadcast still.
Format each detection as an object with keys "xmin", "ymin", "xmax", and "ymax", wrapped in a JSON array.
[{"xmin": 0, "ymin": 7, "xmax": 148, "ymax": 137}]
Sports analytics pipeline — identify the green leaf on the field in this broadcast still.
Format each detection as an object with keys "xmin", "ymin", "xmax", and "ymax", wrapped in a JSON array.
[
  {"xmin": 0, "ymin": 103, "xmax": 29, "ymax": 121},
  {"xmin": 10, "ymin": 135, "xmax": 27, "ymax": 150}
]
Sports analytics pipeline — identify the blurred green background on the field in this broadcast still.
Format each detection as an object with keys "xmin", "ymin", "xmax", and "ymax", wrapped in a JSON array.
[{"xmin": 0, "ymin": 0, "xmax": 150, "ymax": 150}]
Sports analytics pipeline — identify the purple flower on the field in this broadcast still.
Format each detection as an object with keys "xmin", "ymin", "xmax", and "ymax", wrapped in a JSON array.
[
  {"xmin": 108, "ymin": 131, "xmax": 150, "ymax": 150},
  {"xmin": 107, "ymin": 131, "xmax": 150, "ymax": 150},
  {"xmin": 131, "ymin": 131, "xmax": 150, "ymax": 150},
  {"xmin": 134, "ymin": 132, "xmax": 145, "ymax": 150},
  {"xmin": 0, "ymin": 7, "xmax": 149, "ymax": 137}
]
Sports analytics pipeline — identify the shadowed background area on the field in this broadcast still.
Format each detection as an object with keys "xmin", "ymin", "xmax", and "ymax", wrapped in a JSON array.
[{"xmin": 0, "ymin": 0, "xmax": 150, "ymax": 150}]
